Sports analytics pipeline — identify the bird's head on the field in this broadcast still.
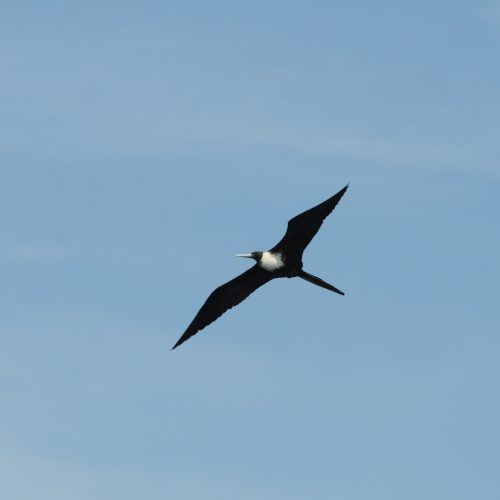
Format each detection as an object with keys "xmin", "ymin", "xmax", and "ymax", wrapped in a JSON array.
[{"xmin": 235, "ymin": 251, "xmax": 263, "ymax": 262}]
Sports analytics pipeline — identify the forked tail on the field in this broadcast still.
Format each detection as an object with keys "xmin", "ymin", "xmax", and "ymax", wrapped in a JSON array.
[{"xmin": 297, "ymin": 269, "xmax": 345, "ymax": 295}]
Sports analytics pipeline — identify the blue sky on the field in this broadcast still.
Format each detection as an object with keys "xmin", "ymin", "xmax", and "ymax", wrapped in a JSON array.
[{"xmin": 1, "ymin": 1, "xmax": 500, "ymax": 499}]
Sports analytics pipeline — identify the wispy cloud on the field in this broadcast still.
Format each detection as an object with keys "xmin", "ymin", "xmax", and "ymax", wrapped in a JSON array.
[
  {"xmin": 150, "ymin": 116, "xmax": 500, "ymax": 180},
  {"xmin": 485, "ymin": 1, "xmax": 500, "ymax": 26},
  {"xmin": 0, "ymin": 233, "xmax": 64, "ymax": 263}
]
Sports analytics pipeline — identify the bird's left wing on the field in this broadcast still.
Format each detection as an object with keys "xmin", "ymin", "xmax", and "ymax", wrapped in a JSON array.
[
  {"xmin": 172, "ymin": 265, "xmax": 274, "ymax": 349},
  {"xmin": 271, "ymin": 184, "xmax": 348, "ymax": 257}
]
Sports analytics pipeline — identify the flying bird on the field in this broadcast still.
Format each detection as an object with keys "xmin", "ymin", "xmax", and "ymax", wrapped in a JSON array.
[{"xmin": 172, "ymin": 184, "xmax": 349, "ymax": 350}]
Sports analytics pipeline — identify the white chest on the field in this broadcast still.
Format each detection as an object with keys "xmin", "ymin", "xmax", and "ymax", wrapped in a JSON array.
[{"xmin": 259, "ymin": 251, "xmax": 285, "ymax": 272}]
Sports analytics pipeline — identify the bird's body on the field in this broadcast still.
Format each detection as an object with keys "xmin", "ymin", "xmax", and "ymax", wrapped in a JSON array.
[
  {"xmin": 259, "ymin": 251, "xmax": 285, "ymax": 272},
  {"xmin": 172, "ymin": 184, "xmax": 349, "ymax": 350}
]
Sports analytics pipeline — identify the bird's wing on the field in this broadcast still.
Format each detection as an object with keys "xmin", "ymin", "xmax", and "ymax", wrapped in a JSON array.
[
  {"xmin": 172, "ymin": 265, "xmax": 274, "ymax": 349},
  {"xmin": 271, "ymin": 184, "xmax": 348, "ymax": 257}
]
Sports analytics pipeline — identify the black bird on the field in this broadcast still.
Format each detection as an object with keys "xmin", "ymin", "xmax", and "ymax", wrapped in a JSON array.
[{"xmin": 172, "ymin": 184, "xmax": 349, "ymax": 350}]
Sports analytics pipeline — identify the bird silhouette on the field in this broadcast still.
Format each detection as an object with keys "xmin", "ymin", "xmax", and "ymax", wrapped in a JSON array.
[{"xmin": 172, "ymin": 184, "xmax": 348, "ymax": 349}]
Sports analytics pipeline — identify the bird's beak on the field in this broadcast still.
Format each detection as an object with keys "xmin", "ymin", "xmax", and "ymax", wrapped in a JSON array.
[{"xmin": 235, "ymin": 253, "xmax": 253, "ymax": 258}]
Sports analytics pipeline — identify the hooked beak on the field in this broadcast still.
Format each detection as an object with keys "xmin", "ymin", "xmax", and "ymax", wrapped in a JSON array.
[{"xmin": 235, "ymin": 253, "xmax": 253, "ymax": 258}]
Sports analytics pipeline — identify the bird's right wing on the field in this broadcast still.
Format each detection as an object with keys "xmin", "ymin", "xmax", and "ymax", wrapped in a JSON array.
[
  {"xmin": 271, "ymin": 184, "xmax": 349, "ymax": 257},
  {"xmin": 172, "ymin": 265, "xmax": 274, "ymax": 349}
]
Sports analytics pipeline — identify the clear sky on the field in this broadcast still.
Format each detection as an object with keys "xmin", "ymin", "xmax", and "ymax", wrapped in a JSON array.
[{"xmin": 1, "ymin": 1, "xmax": 500, "ymax": 499}]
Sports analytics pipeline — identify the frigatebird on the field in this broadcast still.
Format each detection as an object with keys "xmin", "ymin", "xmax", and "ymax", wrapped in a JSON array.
[{"xmin": 172, "ymin": 184, "xmax": 348, "ymax": 350}]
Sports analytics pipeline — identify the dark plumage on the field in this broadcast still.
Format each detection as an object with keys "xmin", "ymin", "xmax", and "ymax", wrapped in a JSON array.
[{"xmin": 172, "ymin": 184, "xmax": 348, "ymax": 350}]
